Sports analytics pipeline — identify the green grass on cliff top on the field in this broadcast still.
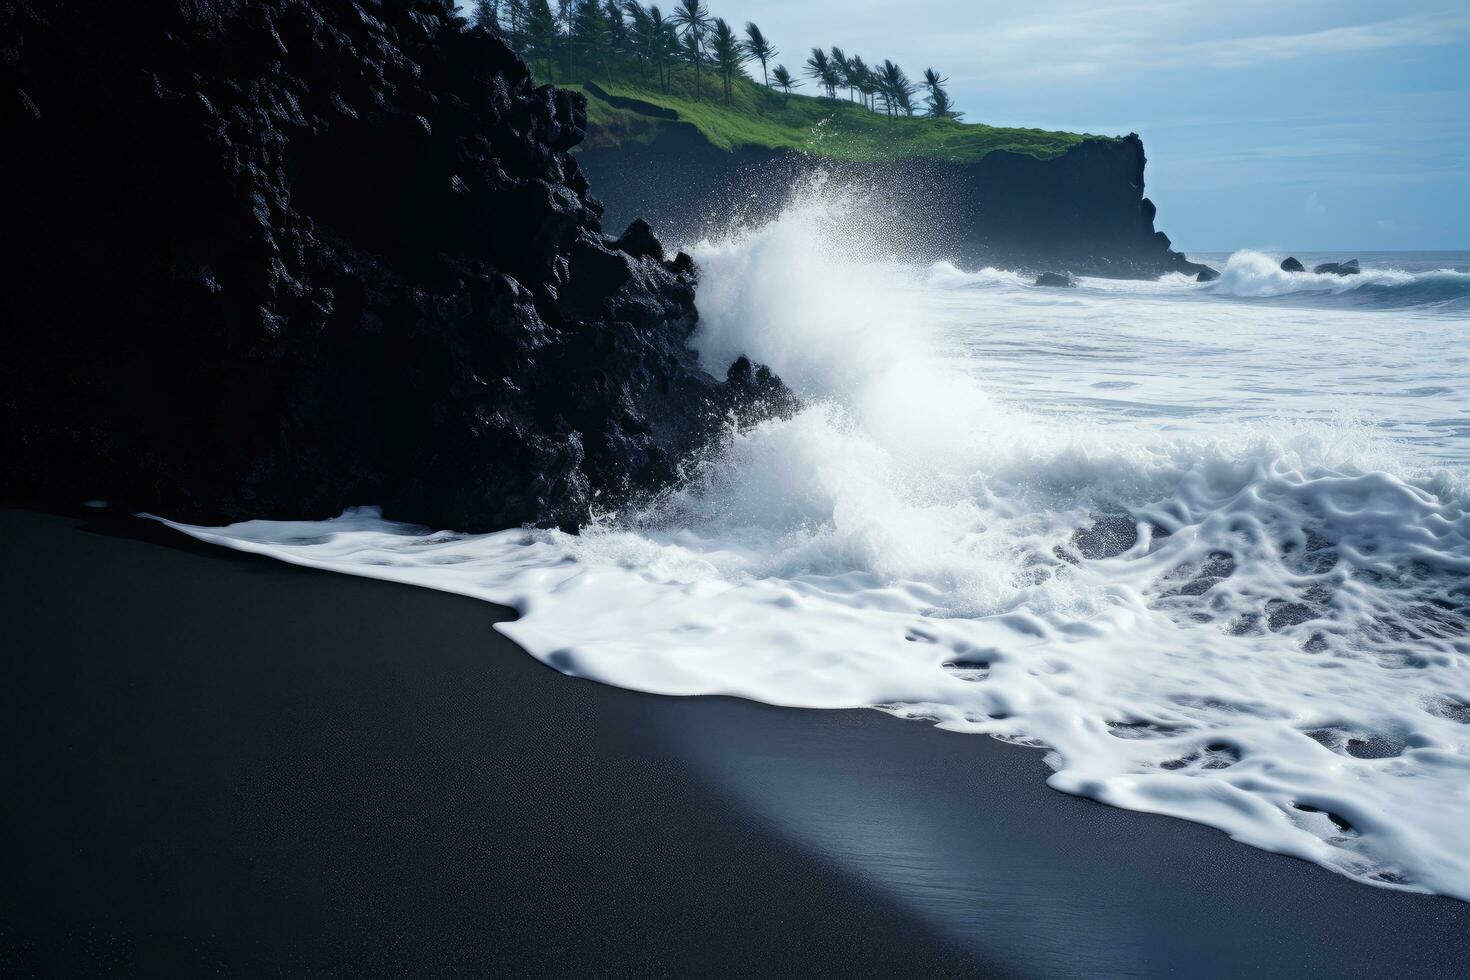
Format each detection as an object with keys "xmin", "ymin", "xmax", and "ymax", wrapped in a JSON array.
[{"xmin": 558, "ymin": 66, "xmax": 1107, "ymax": 162}]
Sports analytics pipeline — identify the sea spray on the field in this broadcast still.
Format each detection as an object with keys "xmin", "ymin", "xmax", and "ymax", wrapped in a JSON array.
[{"xmin": 170, "ymin": 187, "xmax": 1470, "ymax": 902}]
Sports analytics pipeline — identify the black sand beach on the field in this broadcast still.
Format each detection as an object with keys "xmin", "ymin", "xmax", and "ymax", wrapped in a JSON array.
[{"xmin": 4, "ymin": 506, "xmax": 1470, "ymax": 978}]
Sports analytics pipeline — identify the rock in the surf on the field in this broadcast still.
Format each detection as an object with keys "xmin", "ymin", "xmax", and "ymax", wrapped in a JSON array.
[
  {"xmin": 1280, "ymin": 256, "xmax": 1306, "ymax": 273},
  {"xmin": 1312, "ymin": 259, "xmax": 1361, "ymax": 276},
  {"xmin": 1035, "ymin": 272, "xmax": 1077, "ymax": 288}
]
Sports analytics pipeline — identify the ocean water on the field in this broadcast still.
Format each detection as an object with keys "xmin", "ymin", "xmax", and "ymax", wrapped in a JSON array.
[{"xmin": 173, "ymin": 188, "xmax": 1470, "ymax": 901}]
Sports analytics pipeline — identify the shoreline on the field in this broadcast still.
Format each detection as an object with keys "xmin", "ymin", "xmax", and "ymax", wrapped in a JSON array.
[{"xmin": 4, "ymin": 506, "xmax": 1470, "ymax": 977}]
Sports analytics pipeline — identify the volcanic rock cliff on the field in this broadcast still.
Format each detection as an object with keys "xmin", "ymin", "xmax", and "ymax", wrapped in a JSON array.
[
  {"xmin": 576, "ymin": 94, "xmax": 1205, "ymax": 280},
  {"xmin": 0, "ymin": 0, "xmax": 786, "ymax": 531}
]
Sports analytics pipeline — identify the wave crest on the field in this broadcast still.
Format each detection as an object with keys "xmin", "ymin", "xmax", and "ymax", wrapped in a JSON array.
[{"xmin": 1206, "ymin": 250, "xmax": 1470, "ymax": 310}]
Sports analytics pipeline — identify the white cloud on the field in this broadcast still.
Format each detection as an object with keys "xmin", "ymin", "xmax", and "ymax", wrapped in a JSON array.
[
  {"xmin": 966, "ymin": 11, "xmax": 1470, "ymax": 83},
  {"xmin": 731, "ymin": 1, "xmax": 1470, "ymax": 90},
  {"xmin": 1164, "ymin": 13, "xmax": 1470, "ymax": 69}
]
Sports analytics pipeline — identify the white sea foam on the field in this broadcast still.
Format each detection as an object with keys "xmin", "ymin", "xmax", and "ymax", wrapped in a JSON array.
[
  {"xmin": 1210, "ymin": 249, "xmax": 1414, "ymax": 297},
  {"xmin": 167, "ymin": 189, "xmax": 1470, "ymax": 901},
  {"xmin": 1204, "ymin": 249, "xmax": 1470, "ymax": 311}
]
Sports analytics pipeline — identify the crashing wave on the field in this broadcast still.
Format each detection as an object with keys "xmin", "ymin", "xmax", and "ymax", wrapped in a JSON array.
[{"xmin": 170, "ymin": 187, "xmax": 1470, "ymax": 903}]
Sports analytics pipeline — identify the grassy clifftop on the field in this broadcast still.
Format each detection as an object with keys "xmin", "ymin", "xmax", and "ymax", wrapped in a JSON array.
[{"xmin": 567, "ymin": 72, "xmax": 1106, "ymax": 163}]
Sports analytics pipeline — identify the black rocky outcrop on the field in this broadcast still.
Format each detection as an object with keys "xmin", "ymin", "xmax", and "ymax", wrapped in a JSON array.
[
  {"xmin": 1313, "ymin": 259, "xmax": 1361, "ymax": 276},
  {"xmin": 0, "ymin": 0, "xmax": 788, "ymax": 531},
  {"xmin": 1195, "ymin": 267, "xmax": 1221, "ymax": 283},
  {"xmin": 1034, "ymin": 272, "xmax": 1076, "ymax": 288},
  {"xmin": 1280, "ymin": 256, "xmax": 1306, "ymax": 273},
  {"xmin": 725, "ymin": 356, "xmax": 800, "ymax": 420}
]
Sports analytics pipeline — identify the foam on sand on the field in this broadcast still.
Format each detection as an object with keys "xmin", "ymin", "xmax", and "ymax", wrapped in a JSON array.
[{"xmin": 169, "ymin": 186, "xmax": 1470, "ymax": 902}]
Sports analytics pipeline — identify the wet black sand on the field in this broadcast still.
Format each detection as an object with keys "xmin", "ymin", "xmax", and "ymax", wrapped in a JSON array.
[{"xmin": 3, "ymin": 507, "xmax": 1469, "ymax": 977}]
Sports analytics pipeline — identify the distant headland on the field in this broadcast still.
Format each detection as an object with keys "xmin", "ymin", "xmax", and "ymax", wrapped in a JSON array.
[{"xmin": 469, "ymin": 0, "xmax": 1212, "ymax": 278}]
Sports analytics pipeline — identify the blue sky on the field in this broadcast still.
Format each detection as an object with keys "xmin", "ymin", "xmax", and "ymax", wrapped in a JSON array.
[{"xmin": 697, "ymin": 0, "xmax": 1470, "ymax": 251}]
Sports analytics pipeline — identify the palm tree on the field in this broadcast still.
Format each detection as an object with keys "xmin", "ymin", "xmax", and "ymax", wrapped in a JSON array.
[
  {"xmin": 742, "ymin": 22, "xmax": 776, "ymax": 87},
  {"xmin": 679, "ymin": 29, "xmax": 702, "ymax": 94},
  {"xmin": 709, "ymin": 18, "xmax": 746, "ymax": 104},
  {"xmin": 602, "ymin": 0, "xmax": 628, "ymax": 57},
  {"xmin": 922, "ymin": 67, "xmax": 961, "ymax": 119},
  {"xmin": 628, "ymin": 3, "xmax": 674, "ymax": 91},
  {"xmin": 822, "ymin": 61, "xmax": 841, "ymax": 100},
  {"xmin": 670, "ymin": 0, "xmax": 711, "ymax": 99},
  {"xmin": 658, "ymin": 7, "xmax": 679, "ymax": 91},
  {"xmin": 876, "ymin": 59, "xmax": 915, "ymax": 116},
  {"xmin": 655, "ymin": 8, "xmax": 679, "ymax": 91},
  {"xmin": 925, "ymin": 85, "xmax": 960, "ymax": 119},
  {"xmin": 575, "ymin": 0, "xmax": 611, "ymax": 80},
  {"xmin": 557, "ymin": 0, "xmax": 577, "ymax": 80},
  {"xmin": 503, "ymin": 0, "xmax": 530, "ymax": 55},
  {"xmin": 527, "ymin": 0, "xmax": 558, "ymax": 78},
  {"xmin": 804, "ymin": 47, "xmax": 835, "ymax": 98},
  {"xmin": 830, "ymin": 46, "xmax": 854, "ymax": 101},
  {"xmin": 472, "ymin": 0, "xmax": 500, "ymax": 30},
  {"xmin": 771, "ymin": 64, "xmax": 798, "ymax": 105},
  {"xmin": 848, "ymin": 54, "xmax": 872, "ymax": 110},
  {"xmin": 895, "ymin": 84, "xmax": 917, "ymax": 116},
  {"xmin": 624, "ymin": 1, "xmax": 651, "ymax": 77}
]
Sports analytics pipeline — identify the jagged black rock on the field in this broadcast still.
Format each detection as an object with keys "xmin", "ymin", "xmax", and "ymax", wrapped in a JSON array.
[{"xmin": 1, "ymin": 0, "xmax": 788, "ymax": 531}]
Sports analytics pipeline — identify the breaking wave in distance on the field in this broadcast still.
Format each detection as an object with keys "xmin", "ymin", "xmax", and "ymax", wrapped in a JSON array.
[
  {"xmin": 1205, "ymin": 249, "xmax": 1470, "ymax": 312},
  {"xmin": 172, "ymin": 186, "xmax": 1470, "ymax": 901}
]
